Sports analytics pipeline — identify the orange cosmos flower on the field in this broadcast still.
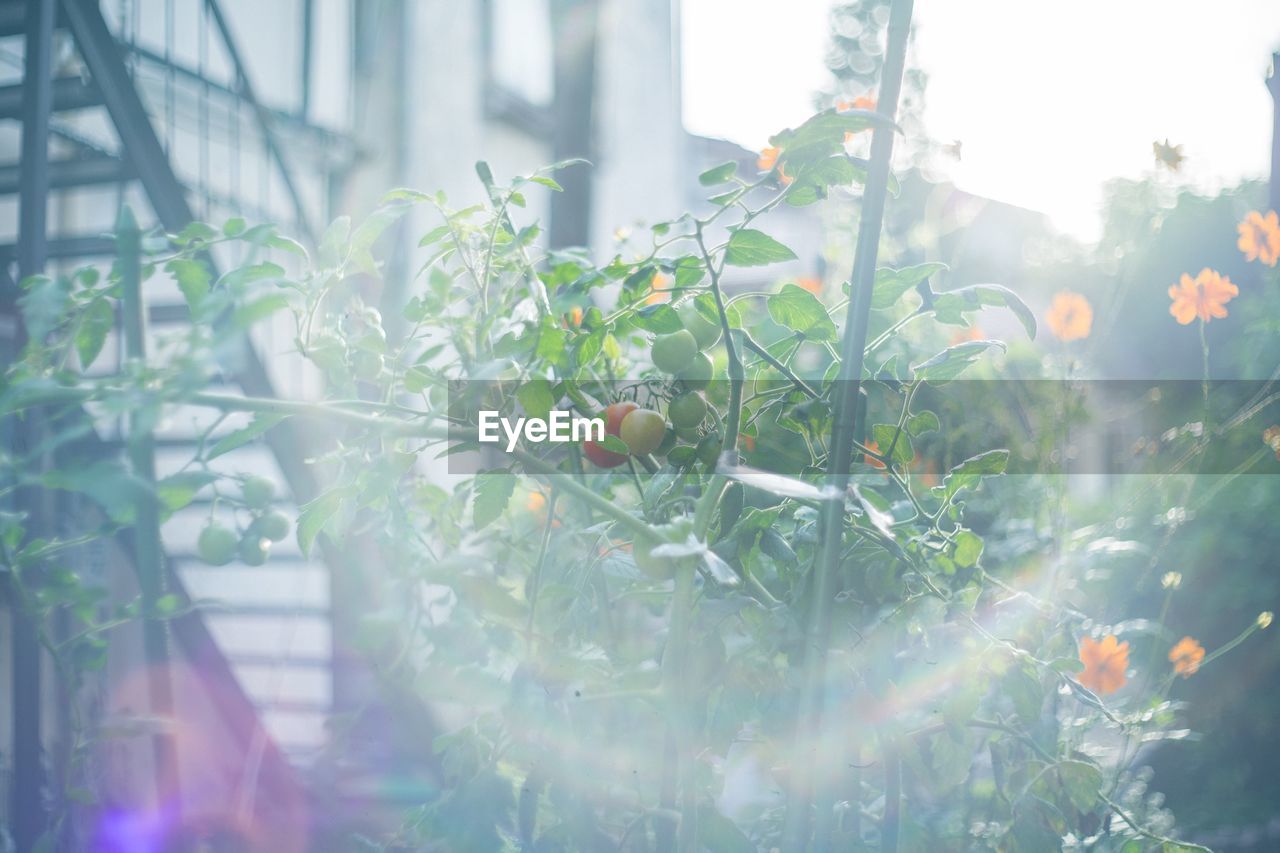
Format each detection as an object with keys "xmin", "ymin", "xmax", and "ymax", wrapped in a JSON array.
[
  {"xmin": 1046, "ymin": 291, "xmax": 1093, "ymax": 342},
  {"xmin": 1078, "ymin": 634, "xmax": 1129, "ymax": 695},
  {"xmin": 836, "ymin": 95, "xmax": 877, "ymax": 112},
  {"xmin": 757, "ymin": 146, "xmax": 792, "ymax": 185},
  {"xmin": 1168, "ymin": 268, "xmax": 1238, "ymax": 325},
  {"xmin": 950, "ymin": 325, "xmax": 985, "ymax": 345},
  {"xmin": 561, "ymin": 306, "xmax": 584, "ymax": 328},
  {"xmin": 1168, "ymin": 636, "xmax": 1206, "ymax": 678},
  {"xmin": 646, "ymin": 271, "xmax": 672, "ymax": 305},
  {"xmin": 837, "ymin": 96, "xmax": 879, "ymax": 144},
  {"xmin": 795, "ymin": 276, "xmax": 823, "ymax": 296},
  {"xmin": 739, "ymin": 433, "xmax": 756, "ymax": 453},
  {"xmin": 1237, "ymin": 210, "xmax": 1280, "ymax": 267},
  {"xmin": 863, "ymin": 440, "xmax": 887, "ymax": 469}
]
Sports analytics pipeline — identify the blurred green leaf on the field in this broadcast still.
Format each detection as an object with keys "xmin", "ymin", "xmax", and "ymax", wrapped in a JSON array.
[
  {"xmin": 75, "ymin": 298, "xmax": 114, "ymax": 369},
  {"xmin": 473, "ymin": 472, "xmax": 516, "ymax": 529},
  {"xmin": 872, "ymin": 262, "xmax": 947, "ymax": 309},
  {"xmin": 297, "ymin": 487, "xmax": 347, "ymax": 557},
  {"xmin": 941, "ymin": 449, "xmax": 1009, "ymax": 500},
  {"xmin": 725, "ymin": 228, "xmax": 797, "ymax": 267},
  {"xmin": 698, "ymin": 161, "xmax": 738, "ymax": 186},
  {"xmin": 635, "ymin": 303, "xmax": 684, "ymax": 333},
  {"xmin": 167, "ymin": 259, "xmax": 211, "ymax": 309},
  {"xmin": 516, "ymin": 379, "xmax": 557, "ymax": 422},
  {"xmin": 18, "ymin": 275, "xmax": 70, "ymax": 344},
  {"xmin": 953, "ymin": 529, "xmax": 984, "ymax": 568},
  {"xmin": 156, "ymin": 471, "xmax": 217, "ymax": 513},
  {"xmin": 912, "ymin": 339, "xmax": 1006, "ymax": 381},
  {"xmin": 767, "ymin": 284, "xmax": 836, "ymax": 340},
  {"xmin": 206, "ymin": 413, "xmax": 289, "ymax": 460},
  {"xmin": 1057, "ymin": 760, "xmax": 1102, "ymax": 812}
]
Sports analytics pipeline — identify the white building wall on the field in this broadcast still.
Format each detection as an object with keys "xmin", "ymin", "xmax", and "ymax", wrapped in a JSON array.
[{"xmin": 592, "ymin": 0, "xmax": 685, "ymax": 253}]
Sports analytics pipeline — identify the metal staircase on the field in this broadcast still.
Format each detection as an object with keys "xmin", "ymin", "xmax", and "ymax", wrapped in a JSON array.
[{"xmin": 2, "ymin": 0, "xmax": 354, "ymax": 844}]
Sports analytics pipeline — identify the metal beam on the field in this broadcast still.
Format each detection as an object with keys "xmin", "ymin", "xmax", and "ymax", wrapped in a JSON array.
[
  {"xmin": 0, "ymin": 155, "xmax": 132, "ymax": 195},
  {"xmin": 60, "ymin": 0, "xmax": 196, "ymax": 231},
  {"xmin": 60, "ymin": 0, "xmax": 321, "ymax": 500},
  {"xmin": 203, "ymin": 0, "xmax": 316, "ymax": 242},
  {"xmin": 13, "ymin": 0, "xmax": 56, "ymax": 845},
  {"xmin": 0, "ymin": 0, "xmax": 62, "ymax": 39},
  {"xmin": 0, "ymin": 76, "xmax": 101, "ymax": 120},
  {"xmin": 0, "ymin": 234, "xmax": 116, "ymax": 262}
]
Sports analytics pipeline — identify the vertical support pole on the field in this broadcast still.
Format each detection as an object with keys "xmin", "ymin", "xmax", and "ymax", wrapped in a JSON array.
[
  {"xmin": 783, "ymin": 0, "xmax": 914, "ymax": 848},
  {"xmin": 18, "ymin": 1, "xmax": 53, "ymax": 278},
  {"xmin": 548, "ymin": 0, "xmax": 600, "ymax": 249},
  {"xmin": 300, "ymin": 0, "xmax": 314, "ymax": 119},
  {"xmin": 1268, "ymin": 52, "xmax": 1279, "ymax": 215},
  {"xmin": 12, "ymin": 1, "xmax": 56, "ymax": 849},
  {"xmin": 116, "ymin": 206, "xmax": 180, "ymax": 815}
]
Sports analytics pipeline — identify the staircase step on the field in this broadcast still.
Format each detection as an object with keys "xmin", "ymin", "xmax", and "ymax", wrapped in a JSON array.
[
  {"xmin": 0, "ymin": 155, "xmax": 132, "ymax": 194},
  {"xmin": 0, "ymin": 77, "xmax": 102, "ymax": 120},
  {"xmin": 226, "ymin": 652, "xmax": 331, "ymax": 670}
]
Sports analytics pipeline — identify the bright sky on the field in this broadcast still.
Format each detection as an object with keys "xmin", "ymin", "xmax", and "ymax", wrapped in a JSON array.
[{"xmin": 682, "ymin": 0, "xmax": 1280, "ymax": 240}]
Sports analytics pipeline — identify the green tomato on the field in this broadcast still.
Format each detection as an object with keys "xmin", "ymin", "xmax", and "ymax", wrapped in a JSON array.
[
  {"xmin": 676, "ymin": 351, "xmax": 714, "ymax": 391},
  {"xmin": 253, "ymin": 511, "xmax": 291, "ymax": 543},
  {"xmin": 241, "ymin": 476, "xmax": 275, "ymax": 510},
  {"xmin": 678, "ymin": 302, "xmax": 722, "ymax": 350},
  {"xmin": 307, "ymin": 333, "xmax": 347, "ymax": 372},
  {"xmin": 651, "ymin": 330, "xmax": 698, "ymax": 374},
  {"xmin": 352, "ymin": 349, "xmax": 384, "ymax": 381},
  {"xmin": 675, "ymin": 425, "xmax": 702, "ymax": 443},
  {"xmin": 632, "ymin": 517, "xmax": 696, "ymax": 579},
  {"xmin": 238, "ymin": 533, "xmax": 270, "ymax": 567},
  {"xmin": 669, "ymin": 391, "xmax": 707, "ymax": 429},
  {"xmin": 619, "ymin": 408, "xmax": 666, "ymax": 455},
  {"xmin": 696, "ymin": 434, "xmax": 723, "ymax": 469},
  {"xmin": 632, "ymin": 532, "xmax": 673, "ymax": 579},
  {"xmin": 197, "ymin": 523, "xmax": 238, "ymax": 566}
]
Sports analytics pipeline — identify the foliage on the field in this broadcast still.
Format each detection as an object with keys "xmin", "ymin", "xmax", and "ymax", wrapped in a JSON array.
[{"xmin": 4, "ymin": 50, "xmax": 1277, "ymax": 853}]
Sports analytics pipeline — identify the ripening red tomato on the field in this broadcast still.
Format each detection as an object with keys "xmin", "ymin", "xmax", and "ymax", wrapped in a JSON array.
[
  {"xmin": 584, "ymin": 401, "xmax": 638, "ymax": 468},
  {"xmin": 619, "ymin": 408, "xmax": 666, "ymax": 455}
]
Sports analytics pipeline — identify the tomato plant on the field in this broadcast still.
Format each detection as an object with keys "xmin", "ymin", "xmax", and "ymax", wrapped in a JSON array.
[{"xmin": 4, "ymin": 3, "xmax": 1270, "ymax": 848}]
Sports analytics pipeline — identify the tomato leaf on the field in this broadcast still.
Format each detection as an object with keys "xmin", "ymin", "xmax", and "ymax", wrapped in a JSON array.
[
  {"xmin": 156, "ymin": 471, "xmax": 218, "ymax": 513},
  {"xmin": 473, "ymin": 471, "xmax": 516, "ymax": 530},
  {"xmin": 725, "ymin": 228, "xmax": 797, "ymax": 267},
  {"xmin": 767, "ymin": 284, "xmax": 836, "ymax": 341},
  {"xmin": 911, "ymin": 339, "xmax": 1006, "ymax": 381},
  {"xmin": 75, "ymin": 298, "xmax": 114, "ymax": 370},
  {"xmin": 698, "ymin": 161, "xmax": 738, "ymax": 186},
  {"xmin": 1057, "ymin": 760, "xmax": 1103, "ymax": 812},
  {"xmin": 207, "ymin": 413, "xmax": 289, "ymax": 460},
  {"xmin": 941, "ymin": 449, "xmax": 1009, "ymax": 500},
  {"xmin": 871, "ymin": 262, "xmax": 947, "ymax": 309}
]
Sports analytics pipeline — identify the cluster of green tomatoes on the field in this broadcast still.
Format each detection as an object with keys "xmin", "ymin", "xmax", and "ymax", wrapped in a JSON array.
[
  {"xmin": 583, "ymin": 300, "xmax": 723, "ymax": 470},
  {"xmin": 196, "ymin": 475, "xmax": 292, "ymax": 566}
]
